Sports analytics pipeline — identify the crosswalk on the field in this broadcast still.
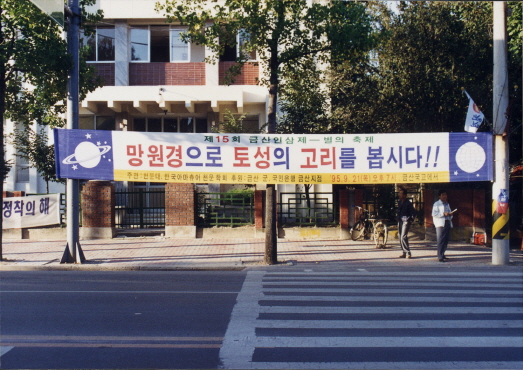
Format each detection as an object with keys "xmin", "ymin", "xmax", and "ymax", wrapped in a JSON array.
[{"xmin": 220, "ymin": 270, "xmax": 523, "ymax": 369}]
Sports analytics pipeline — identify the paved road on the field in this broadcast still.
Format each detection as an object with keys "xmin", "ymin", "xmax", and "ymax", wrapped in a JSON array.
[
  {"xmin": 0, "ymin": 271, "xmax": 245, "ymax": 369},
  {"xmin": 1, "ymin": 267, "xmax": 522, "ymax": 369}
]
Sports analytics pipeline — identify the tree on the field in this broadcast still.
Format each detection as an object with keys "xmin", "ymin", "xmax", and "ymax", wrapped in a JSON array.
[
  {"xmin": 506, "ymin": 2, "xmax": 522, "ymax": 165},
  {"xmin": 330, "ymin": 1, "xmax": 495, "ymax": 134},
  {"xmin": 10, "ymin": 126, "xmax": 64, "ymax": 194},
  {"xmin": 156, "ymin": 0, "xmax": 376, "ymax": 263},
  {"xmin": 0, "ymin": 0, "xmax": 103, "ymax": 260},
  {"xmin": 277, "ymin": 58, "xmax": 330, "ymax": 134},
  {"xmin": 328, "ymin": 1, "xmax": 521, "ymax": 161},
  {"xmin": 211, "ymin": 109, "xmax": 265, "ymax": 134}
]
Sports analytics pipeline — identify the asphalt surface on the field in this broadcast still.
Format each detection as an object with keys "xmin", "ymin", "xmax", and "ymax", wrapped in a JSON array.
[
  {"xmin": 0, "ymin": 270, "xmax": 245, "ymax": 369},
  {"xmin": 1, "ymin": 245, "xmax": 522, "ymax": 369}
]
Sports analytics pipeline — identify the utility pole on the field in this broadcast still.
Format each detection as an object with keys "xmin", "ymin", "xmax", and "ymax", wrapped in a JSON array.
[
  {"xmin": 492, "ymin": 1, "xmax": 510, "ymax": 265},
  {"xmin": 61, "ymin": 0, "xmax": 85, "ymax": 263},
  {"xmin": 265, "ymin": 79, "xmax": 278, "ymax": 265}
]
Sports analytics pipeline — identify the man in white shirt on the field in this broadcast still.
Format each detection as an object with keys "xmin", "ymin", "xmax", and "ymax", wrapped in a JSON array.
[{"xmin": 431, "ymin": 190, "xmax": 454, "ymax": 262}]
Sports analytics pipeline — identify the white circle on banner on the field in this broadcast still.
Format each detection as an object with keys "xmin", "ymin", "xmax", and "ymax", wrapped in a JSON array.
[{"xmin": 455, "ymin": 142, "xmax": 486, "ymax": 173}]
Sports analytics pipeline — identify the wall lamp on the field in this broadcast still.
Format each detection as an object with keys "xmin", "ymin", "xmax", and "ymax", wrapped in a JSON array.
[{"xmin": 156, "ymin": 87, "xmax": 165, "ymax": 105}]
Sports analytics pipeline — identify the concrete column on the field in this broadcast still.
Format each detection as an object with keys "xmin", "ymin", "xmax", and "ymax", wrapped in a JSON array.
[
  {"xmin": 115, "ymin": 20, "xmax": 129, "ymax": 86},
  {"xmin": 205, "ymin": 38, "xmax": 219, "ymax": 86},
  {"xmin": 492, "ymin": 2, "xmax": 510, "ymax": 264}
]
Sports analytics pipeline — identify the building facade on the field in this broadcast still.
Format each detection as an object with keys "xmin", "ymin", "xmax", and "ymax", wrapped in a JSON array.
[{"xmin": 4, "ymin": 0, "xmax": 269, "ymax": 195}]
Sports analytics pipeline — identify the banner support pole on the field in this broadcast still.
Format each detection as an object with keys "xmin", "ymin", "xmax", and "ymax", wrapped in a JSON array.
[{"xmin": 61, "ymin": 0, "xmax": 85, "ymax": 264}]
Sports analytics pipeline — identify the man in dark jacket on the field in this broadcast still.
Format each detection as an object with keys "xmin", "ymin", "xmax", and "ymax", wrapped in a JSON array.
[{"xmin": 397, "ymin": 187, "xmax": 416, "ymax": 258}]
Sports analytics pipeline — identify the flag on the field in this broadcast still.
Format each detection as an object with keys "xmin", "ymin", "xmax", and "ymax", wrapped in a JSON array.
[{"xmin": 464, "ymin": 92, "xmax": 484, "ymax": 133}]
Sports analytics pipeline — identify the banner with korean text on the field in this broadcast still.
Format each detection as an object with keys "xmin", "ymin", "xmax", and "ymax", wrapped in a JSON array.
[
  {"xmin": 54, "ymin": 129, "xmax": 492, "ymax": 185},
  {"xmin": 2, "ymin": 194, "xmax": 61, "ymax": 229}
]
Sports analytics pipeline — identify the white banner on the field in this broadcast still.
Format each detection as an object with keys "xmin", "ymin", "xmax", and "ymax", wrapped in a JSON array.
[
  {"xmin": 2, "ymin": 194, "xmax": 61, "ymax": 229},
  {"xmin": 55, "ymin": 130, "xmax": 493, "ymax": 184}
]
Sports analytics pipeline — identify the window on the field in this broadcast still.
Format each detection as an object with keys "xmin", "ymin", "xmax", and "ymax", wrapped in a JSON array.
[
  {"xmin": 130, "ymin": 26, "xmax": 149, "ymax": 61},
  {"xmin": 151, "ymin": 26, "xmax": 170, "ymax": 62},
  {"xmin": 79, "ymin": 116, "xmax": 115, "ymax": 131},
  {"xmin": 170, "ymin": 29, "xmax": 190, "ymax": 62},
  {"xmin": 231, "ymin": 114, "xmax": 260, "ymax": 133},
  {"xmin": 132, "ymin": 117, "xmax": 207, "ymax": 133},
  {"xmin": 15, "ymin": 156, "xmax": 29, "ymax": 183},
  {"xmin": 220, "ymin": 30, "xmax": 257, "ymax": 62},
  {"xmin": 81, "ymin": 27, "xmax": 115, "ymax": 62},
  {"xmin": 238, "ymin": 30, "xmax": 256, "ymax": 61},
  {"xmin": 130, "ymin": 26, "xmax": 190, "ymax": 62}
]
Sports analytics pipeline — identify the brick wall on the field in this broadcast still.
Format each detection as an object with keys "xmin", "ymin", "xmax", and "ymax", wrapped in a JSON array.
[
  {"xmin": 354, "ymin": 189, "xmax": 364, "ymax": 222},
  {"xmin": 93, "ymin": 63, "xmax": 115, "ymax": 86},
  {"xmin": 424, "ymin": 189, "xmax": 485, "ymax": 229},
  {"xmin": 424, "ymin": 189, "xmax": 434, "ymax": 227},
  {"xmin": 219, "ymin": 62, "xmax": 259, "ymax": 85},
  {"xmin": 130, "ymin": 63, "xmax": 206, "ymax": 85},
  {"xmin": 81, "ymin": 181, "xmax": 115, "ymax": 228},
  {"xmin": 3, "ymin": 191, "xmax": 25, "ymax": 197},
  {"xmin": 165, "ymin": 183, "xmax": 195, "ymax": 226},
  {"xmin": 339, "ymin": 189, "xmax": 349, "ymax": 229}
]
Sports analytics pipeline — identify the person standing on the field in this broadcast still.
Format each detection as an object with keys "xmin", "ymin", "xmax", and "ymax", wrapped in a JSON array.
[
  {"xmin": 432, "ymin": 189, "xmax": 454, "ymax": 262},
  {"xmin": 397, "ymin": 187, "xmax": 416, "ymax": 258}
]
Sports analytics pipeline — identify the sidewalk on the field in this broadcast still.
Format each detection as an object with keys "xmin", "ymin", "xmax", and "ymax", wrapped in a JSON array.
[{"xmin": 2, "ymin": 236, "xmax": 522, "ymax": 271}]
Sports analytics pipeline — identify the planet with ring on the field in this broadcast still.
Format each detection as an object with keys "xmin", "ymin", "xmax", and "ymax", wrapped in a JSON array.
[{"xmin": 62, "ymin": 141, "xmax": 112, "ymax": 168}]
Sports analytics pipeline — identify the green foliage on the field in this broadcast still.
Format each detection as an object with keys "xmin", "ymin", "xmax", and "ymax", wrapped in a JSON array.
[
  {"xmin": 1, "ymin": 0, "xmax": 104, "ymax": 252},
  {"xmin": 331, "ymin": 1, "xmax": 495, "ymax": 134},
  {"xmin": 1, "ymin": 0, "xmax": 104, "ymax": 172},
  {"xmin": 10, "ymin": 126, "xmax": 64, "ymax": 193},
  {"xmin": 224, "ymin": 188, "xmax": 254, "ymax": 205},
  {"xmin": 278, "ymin": 58, "xmax": 330, "ymax": 134},
  {"xmin": 1, "ymin": 0, "xmax": 102, "ymax": 125},
  {"xmin": 156, "ymin": 0, "xmax": 377, "ymax": 132},
  {"xmin": 212, "ymin": 109, "xmax": 265, "ymax": 134},
  {"xmin": 1, "ymin": 155, "xmax": 11, "ymax": 182},
  {"xmin": 507, "ymin": 2, "xmax": 522, "ymax": 164}
]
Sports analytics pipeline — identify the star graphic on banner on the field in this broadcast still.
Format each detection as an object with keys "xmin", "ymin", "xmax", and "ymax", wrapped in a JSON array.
[
  {"xmin": 477, "ymin": 174, "xmax": 480, "ymax": 177},
  {"xmin": 72, "ymin": 165, "xmax": 78, "ymax": 170},
  {"xmin": 85, "ymin": 134, "xmax": 92, "ymax": 139},
  {"xmin": 97, "ymin": 141, "xmax": 101, "ymax": 146},
  {"xmin": 454, "ymin": 171, "xmax": 458, "ymax": 175}
]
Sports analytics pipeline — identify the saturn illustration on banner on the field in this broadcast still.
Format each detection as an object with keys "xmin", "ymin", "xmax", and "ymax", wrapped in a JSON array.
[{"xmin": 62, "ymin": 141, "xmax": 112, "ymax": 169}]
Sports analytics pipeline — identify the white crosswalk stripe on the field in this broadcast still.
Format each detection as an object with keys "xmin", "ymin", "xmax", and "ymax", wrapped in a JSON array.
[
  {"xmin": 259, "ymin": 306, "xmax": 523, "ymax": 314},
  {"xmin": 261, "ymin": 287, "xmax": 523, "ymax": 294},
  {"xmin": 220, "ymin": 270, "xmax": 523, "ymax": 369},
  {"xmin": 254, "ymin": 319, "xmax": 523, "ymax": 329}
]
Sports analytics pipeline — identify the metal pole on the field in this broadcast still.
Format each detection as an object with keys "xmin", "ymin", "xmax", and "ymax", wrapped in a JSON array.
[
  {"xmin": 61, "ymin": 0, "xmax": 84, "ymax": 263},
  {"xmin": 492, "ymin": 1, "xmax": 510, "ymax": 265}
]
